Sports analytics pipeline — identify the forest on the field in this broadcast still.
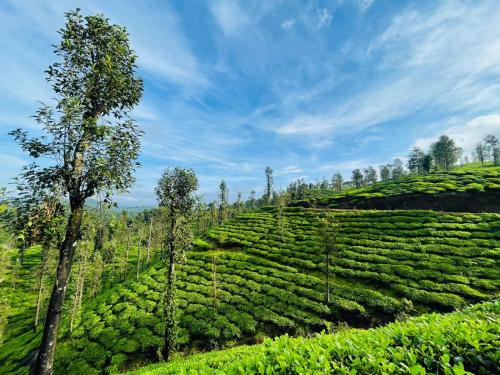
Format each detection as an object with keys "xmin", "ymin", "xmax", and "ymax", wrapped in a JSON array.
[{"xmin": 0, "ymin": 6, "xmax": 499, "ymax": 375}]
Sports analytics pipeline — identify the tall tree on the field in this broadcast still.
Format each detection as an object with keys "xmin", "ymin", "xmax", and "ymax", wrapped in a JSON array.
[
  {"xmin": 331, "ymin": 172, "xmax": 343, "ymax": 191},
  {"xmin": 9, "ymin": 10, "xmax": 143, "ymax": 374},
  {"xmin": 155, "ymin": 167, "xmax": 198, "ymax": 361},
  {"xmin": 392, "ymin": 158, "xmax": 405, "ymax": 179},
  {"xmin": 422, "ymin": 154, "xmax": 433, "ymax": 174},
  {"xmin": 431, "ymin": 135, "xmax": 460, "ymax": 171},
  {"xmin": 363, "ymin": 166, "xmax": 378, "ymax": 185},
  {"xmin": 218, "ymin": 180, "xmax": 228, "ymax": 224},
  {"xmin": 475, "ymin": 142, "xmax": 487, "ymax": 166},
  {"xmin": 249, "ymin": 190, "xmax": 256, "ymax": 210},
  {"xmin": 265, "ymin": 166, "xmax": 273, "ymax": 204},
  {"xmin": 379, "ymin": 164, "xmax": 392, "ymax": 181},
  {"xmin": 407, "ymin": 147, "xmax": 426, "ymax": 174},
  {"xmin": 351, "ymin": 169, "xmax": 363, "ymax": 188},
  {"xmin": 483, "ymin": 134, "xmax": 499, "ymax": 165}
]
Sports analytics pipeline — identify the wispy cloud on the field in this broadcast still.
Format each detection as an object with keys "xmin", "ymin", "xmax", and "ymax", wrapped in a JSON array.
[
  {"xmin": 210, "ymin": 0, "xmax": 249, "ymax": 35},
  {"xmin": 281, "ymin": 18, "xmax": 296, "ymax": 31}
]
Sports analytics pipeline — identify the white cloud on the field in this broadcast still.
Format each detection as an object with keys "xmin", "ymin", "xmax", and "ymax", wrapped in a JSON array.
[
  {"xmin": 317, "ymin": 8, "xmax": 332, "ymax": 29},
  {"xmin": 272, "ymin": 0, "xmax": 500, "ymax": 147},
  {"xmin": 210, "ymin": 0, "xmax": 249, "ymax": 35},
  {"xmin": 356, "ymin": 0, "xmax": 374, "ymax": 12},
  {"xmin": 414, "ymin": 114, "xmax": 500, "ymax": 155},
  {"xmin": 281, "ymin": 18, "xmax": 296, "ymax": 31}
]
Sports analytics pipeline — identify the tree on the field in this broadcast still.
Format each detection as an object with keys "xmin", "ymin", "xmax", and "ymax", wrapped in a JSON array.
[
  {"xmin": 218, "ymin": 180, "xmax": 228, "ymax": 224},
  {"xmin": 9, "ymin": 10, "xmax": 143, "ymax": 374},
  {"xmin": 379, "ymin": 165, "xmax": 392, "ymax": 181},
  {"xmin": 155, "ymin": 167, "xmax": 198, "ymax": 361},
  {"xmin": 265, "ymin": 166, "xmax": 273, "ymax": 204},
  {"xmin": 422, "ymin": 154, "xmax": 433, "ymax": 174},
  {"xmin": 407, "ymin": 147, "xmax": 426, "ymax": 174},
  {"xmin": 431, "ymin": 135, "xmax": 460, "ymax": 171},
  {"xmin": 248, "ymin": 190, "xmax": 256, "ymax": 210},
  {"xmin": 392, "ymin": 158, "xmax": 405, "ymax": 179},
  {"xmin": 475, "ymin": 142, "xmax": 487, "ymax": 166},
  {"xmin": 363, "ymin": 166, "xmax": 377, "ymax": 185},
  {"xmin": 235, "ymin": 192, "xmax": 243, "ymax": 215},
  {"xmin": 319, "ymin": 213, "xmax": 340, "ymax": 304},
  {"xmin": 351, "ymin": 169, "xmax": 363, "ymax": 188},
  {"xmin": 484, "ymin": 134, "xmax": 499, "ymax": 165},
  {"xmin": 331, "ymin": 172, "xmax": 343, "ymax": 191}
]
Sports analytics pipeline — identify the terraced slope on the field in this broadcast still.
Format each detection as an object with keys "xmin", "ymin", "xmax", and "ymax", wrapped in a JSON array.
[
  {"xmin": 291, "ymin": 165, "xmax": 500, "ymax": 211},
  {"xmin": 129, "ymin": 301, "xmax": 500, "ymax": 375},
  {"xmin": 1, "ymin": 208, "xmax": 498, "ymax": 374}
]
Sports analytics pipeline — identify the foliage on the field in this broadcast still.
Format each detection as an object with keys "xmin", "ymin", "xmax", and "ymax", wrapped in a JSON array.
[
  {"xmin": 290, "ymin": 164, "xmax": 500, "ymax": 207},
  {"xmin": 129, "ymin": 301, "xmax": 500, "ymax": 375}
]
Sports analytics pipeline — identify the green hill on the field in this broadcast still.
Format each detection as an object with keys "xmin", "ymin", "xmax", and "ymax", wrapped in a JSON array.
[
  {"xmin": 291, "ymin": 164, "xmax": 500, "ymax": 212},
  {"xmin": 2, "ymin": 207, "xmax": 497, "ymax": 374},
  {"xmin": 128, "ymin": 300, "xmax": 500, "ymax": 375}
]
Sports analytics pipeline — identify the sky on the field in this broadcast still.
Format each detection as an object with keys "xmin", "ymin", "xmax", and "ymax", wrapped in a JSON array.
[{"xmin": 1, "ymin": 0, "xmax": 500, "ymax": 206}]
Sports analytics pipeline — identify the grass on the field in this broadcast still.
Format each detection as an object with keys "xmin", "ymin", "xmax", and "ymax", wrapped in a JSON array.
[{"xmin": 128, "ymin": 300, "xmax": 500, "ymax": 374}]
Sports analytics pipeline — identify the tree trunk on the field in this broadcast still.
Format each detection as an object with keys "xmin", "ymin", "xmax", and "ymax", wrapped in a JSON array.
[
  {"xmin": 136, "ymin": 231, "xmax": 142, "ymax": 280},
  {"xmin": 163, "ymin": 251, "xmax": 176, "ymax": 361},
  {"xmin": 163, "ymin": 216, "xmax": 176, "ymax": 361},
  {"xmin": 123, "ymin": 226, "xmax": 131, "ymax": 280},
  {"xmin": 34, "ymin": 273, "xmax": 45, "ymax": 331},
  {"xmin": 34, "ymin": 245, "xmax": 50, "ymax": 332},
  {"xmin": 33, "ymin": 202, "xmax": 83, "ymax": 375},
  {"xmin": 146, "ymin": 217, "xmax": 153, "ymax": 266}
]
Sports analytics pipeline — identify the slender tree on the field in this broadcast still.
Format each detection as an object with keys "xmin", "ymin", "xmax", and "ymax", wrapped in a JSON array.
[
  {"xmin": 407, "ymin": 147, "xmax": 426, "ymax": 174},
  {"xmin": 249, "ymin": 190, "xmax": 256, "ymax": 210},
  {"xmin": 422, "ymin": 154, "xmax": 433, "ymax": 174},
  {"xmin": 218, "ymin": 180, "xmax": 228, "ymax": 224},
  {"xmin": 363, "ymin": 166, "xmax": 378, "ymax": 185},
  {"xmin": 9, "ymin": 10, "xmax": 143, "ymax": 374},
  {"xmin": 146, "ymin": 214, "xmax": 154, "ymax": 266},
  {"xmin": 155, "ymin": 167, "xmax": 198, "ymax": 361},
  {"xmin": 351, "ymin": 169, "xmax": 363, "ymax": 188},
  {"xmin": 265, "ymin": 166, "xmax": 273, "ymax": 204},
  {"xmin": 475, "ymin": 142, "xmax": 487, "ymax": 166},
  {"xmin": 483, "ymin": 134, "xmax": 499, "ymax": 165},
  {"xmin": 392, "ymin": 158, "xmax": 405, "ymax": 179},
  {"xmin": 331, "ymin": 172, "xmax": 343, "ymax": 191},
  {"xmin": 379, "ymin": 164, "xmax": 392, "ymax": 181}
]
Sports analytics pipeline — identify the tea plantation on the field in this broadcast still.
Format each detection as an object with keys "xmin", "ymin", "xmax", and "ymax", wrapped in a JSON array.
[
  {"xmin": 128, "ymin": 300, "xmax": 500, "ymax": 375},
  {"xmin": 2, "ymin": 207, "xmax": 497, "ymax": 374},
  {"xmin": 292, "ymin": 165, "xmax": 500, "ymax": 210}
]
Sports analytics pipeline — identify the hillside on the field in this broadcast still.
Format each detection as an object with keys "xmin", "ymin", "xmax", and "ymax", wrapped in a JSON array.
[
  {"xmin": 291, "ymin": 164, "xmax": 500, "ymax": 212},
  {"xmin": 2, "ymin": 207, "xmax": 497, "ymax": 374},
  {"xmin": 128, "ymin": 300, "xmax": 500, "ymax": 375}
]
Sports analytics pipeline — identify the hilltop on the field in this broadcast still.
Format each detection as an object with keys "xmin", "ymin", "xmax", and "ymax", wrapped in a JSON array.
[{"xmin": 290, "ymin": 164, "xmax": 500, "ymax": 212}]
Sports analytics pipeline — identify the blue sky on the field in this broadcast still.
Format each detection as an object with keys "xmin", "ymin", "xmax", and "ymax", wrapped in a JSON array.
[{"xmin": 1, "ymin": 0, "xmax": 500, "ymax": 206}]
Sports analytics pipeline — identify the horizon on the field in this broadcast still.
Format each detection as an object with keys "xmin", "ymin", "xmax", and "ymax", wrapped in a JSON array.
[{"xmin": 1, "ymin": 0, "xmax": 500, "ymax": 207}]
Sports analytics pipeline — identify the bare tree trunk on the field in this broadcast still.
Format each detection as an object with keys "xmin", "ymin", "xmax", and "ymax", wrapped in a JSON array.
[
  {"xmin": 123, "ymin": 226, "xmax": 131, "ymax": 280},
  {"xmin": 34, "ymin": 202, "xmax": 83, "ymax": 375},
  {"xmin": 136, "ymin": 231, "xmax": 142, "ymax": 280},
  {"xmin": 146, "ymin": 217, "xmax": 153, "ymax": 266},
  {"xmin": 163, "ymin": 247, "xmax": 176, "ymax": 360},
  {"xmin": 34, "ymin": 273, "xmax": 45, "ymax": 331},
  {"xmin": 163, "ymin": 216, "xmax": 176, "ymax": 361}
]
